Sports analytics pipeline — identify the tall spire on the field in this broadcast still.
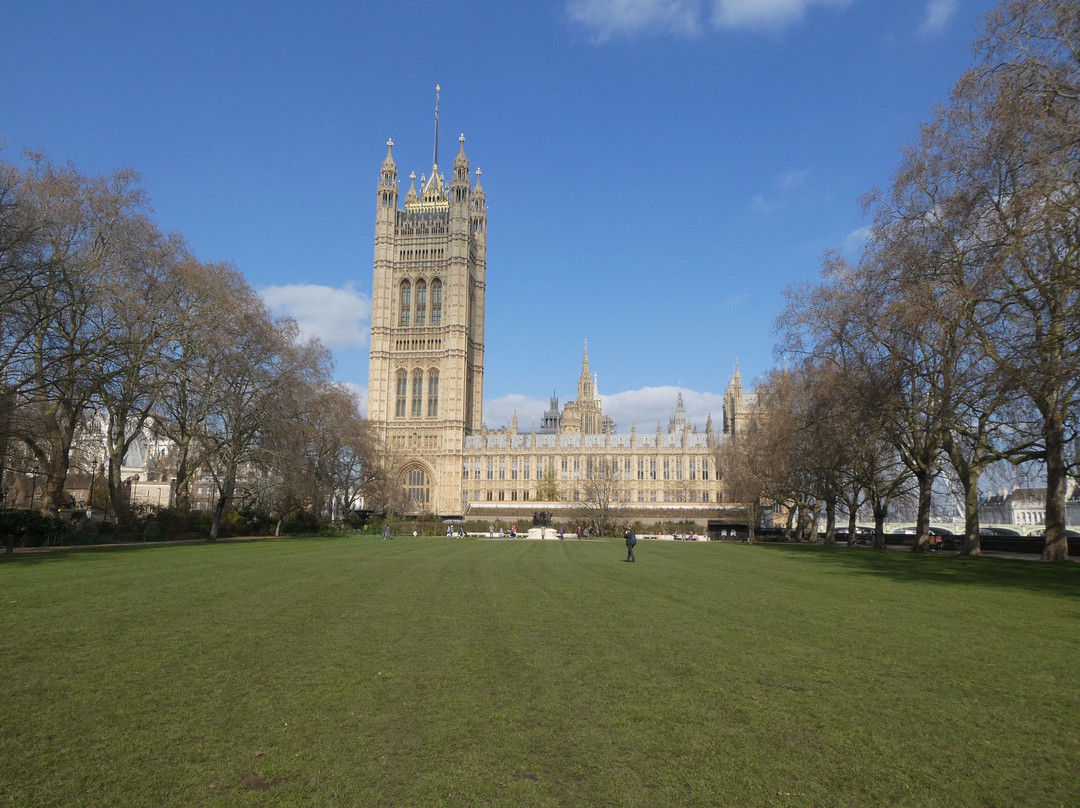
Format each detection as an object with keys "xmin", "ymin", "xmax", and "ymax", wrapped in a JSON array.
[{"xmin": 432, "ymin": 84, "xmax": 441, "ymax": 172}]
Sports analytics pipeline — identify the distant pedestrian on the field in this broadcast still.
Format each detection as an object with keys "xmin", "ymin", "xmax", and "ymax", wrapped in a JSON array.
[
  {"xmin": 624, "ymin": 529, "xmax": 637, "ymax": 562},
  {"xmin": 382, "ymin": 525, "xmax": 391, "ymax": 541}
]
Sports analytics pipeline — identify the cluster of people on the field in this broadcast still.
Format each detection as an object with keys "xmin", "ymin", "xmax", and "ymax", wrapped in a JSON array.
[{"xmin": 445, "ymin": 526, "xmax": 467, "ymax": 538}]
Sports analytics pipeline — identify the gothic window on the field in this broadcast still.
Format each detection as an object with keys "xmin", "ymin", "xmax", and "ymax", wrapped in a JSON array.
[
  {"xmin": 511, "ymin": 460, "xmax": 518, "ymax": 480},
  {"xmin": 431, "ymin": 279, "xmax": 442, "ymax": 324},
  {"xmin": 523, "ymin": 460, "xmax": 530, "ymax": 480},
  {"xmin": 405, "ymin": 467, "xmax": 429, "ymax": 507},
  {"xmin": 411, "ymin": 370, "xmax": 423, "ymax": 417},
  {"xmin": 638, "ymin": 459, "xmax": 645, "ymax": 480},
  {"xmin": 649, "ymin": 460, "xmax": 656, "ymax": 480},
  {"xmin": 487, "ymin": 460, "xmax": 494, "ymax": 480},
  {"xmin": 702, "ymin": 460, "xmax": 710, "ymax": 480},
  {"xmin": 399, "ymin": 281, "xmax": 411, "ymax": 325},
  {"xmin": 499, "ymin": 461, "xmax": 505, "ymax": 480},
  {"xmin": 415, "ymin": 280, "xmax": 427, "ymax": 325},
  {"xmin": 663, "ymin": 460, "xmax": 671, "ymax": 481},
  {"xmin": 427, "ymin": 370, "xmax": 439, "ymax": 416},
  {"xmin": 690, "ymin": 460, "xmax": 697, "ymax": 480},
  {"xmin": 676, "ymin": 460, "xmax": 683, "ymax": 481},
  {"xmin": 395, "ymin": 371, "xmax": 407, "ymax": 418}
]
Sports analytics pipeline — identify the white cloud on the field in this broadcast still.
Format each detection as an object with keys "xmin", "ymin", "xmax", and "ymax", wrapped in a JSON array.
[
  {"xmin": 483, "ymin": 386, "xmax": 728, "ymax": 434},
  {"xmin": 260, "ymin": 282, "xmax": 371, "ymax": 351},
  {"xmin": 483, "ymin": 394, "xmax": 550, "ymax": 431},
  {"xmin": 566, "ymin": 0, "xmax": 703, "ymax": 42},
  {"xmin": 750, "ymin": 193, "xmax": 774, "ymax": 213},
  {"xmin": 779, "ymin": 166, "xmax": 813, "ymax": 191},
  {"xmin": 841, "ymin": 224, "xmax": 870, "ymax": 256},
  {"xmin": 605, "ymin": 386, "xmax": 728, "ymax": 431},
  {"xmin": 339, "ymin": 381, "xmax": 368, "ymax": 415},
  {"xmin": 712, "ymin": 0, "xmax": 853, "ymax": 32},
  {"xmin": 750, "ymin": 165, "xmax": 814, "ymax": 213},
  {"xmin": 567, "ymin": 0, "xmax": 853, "ymax": 40},
  {"xmin": 918, "ymin": 0, "xmax": 957, "ymax": 37}
]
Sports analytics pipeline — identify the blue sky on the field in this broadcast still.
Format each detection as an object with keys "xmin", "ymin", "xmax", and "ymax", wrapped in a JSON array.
[{"xmin": 3, "ymin": 0, "xmax": 1000, "ymax": 433}]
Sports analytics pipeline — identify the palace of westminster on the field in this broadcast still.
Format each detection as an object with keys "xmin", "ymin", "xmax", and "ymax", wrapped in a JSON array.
[{"xmin": 366, "ymin": 113, "xmax": 758, "ymax": 530}]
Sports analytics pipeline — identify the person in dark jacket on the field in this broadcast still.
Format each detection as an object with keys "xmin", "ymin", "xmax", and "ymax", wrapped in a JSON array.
[{"xmin": 624, "ymin": 529, "xmax": 637, "ymax": 562}]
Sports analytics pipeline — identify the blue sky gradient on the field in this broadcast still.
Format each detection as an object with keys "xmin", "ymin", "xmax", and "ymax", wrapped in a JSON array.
[{"xmin": 3, "ymin": 0, "xmax": 1000, "ymax": 432}]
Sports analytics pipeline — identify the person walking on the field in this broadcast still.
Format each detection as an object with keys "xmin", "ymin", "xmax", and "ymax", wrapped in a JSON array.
[{"xmin": 624, "ymin": 529, "xmax": 637, "ymax": 562}]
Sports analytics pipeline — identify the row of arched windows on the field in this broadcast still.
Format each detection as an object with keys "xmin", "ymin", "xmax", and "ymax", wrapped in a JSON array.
[
  {"xmin": 395, "ymin": 368, "xmax": 439, "ymax": 418},
  {"xmin": 399, "ymin": 278, "xmax": 442, "ymax": 326}
]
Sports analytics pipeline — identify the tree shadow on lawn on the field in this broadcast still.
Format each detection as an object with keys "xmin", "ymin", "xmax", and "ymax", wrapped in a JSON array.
[
  {"xmin": 753, "ymin": 542, "xmax": 1080, "ymax": 600},
  {"xmin": 0, "ymin": 537, "xmax": 258, "ymax": 567}
]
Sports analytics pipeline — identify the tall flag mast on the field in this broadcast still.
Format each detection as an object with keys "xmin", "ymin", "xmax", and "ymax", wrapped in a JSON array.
[{"xmin": 432, "ymin": 84, "xmax": 441, "ymax": 170}]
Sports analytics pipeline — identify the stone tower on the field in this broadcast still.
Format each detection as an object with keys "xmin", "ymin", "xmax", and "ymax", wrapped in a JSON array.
[
  {"xmin": 367, "ymin": 94, "xmax": 487, "ymax": 516},
  {"xmin": 559, "ymin": 342, "xmax": 605, "ymax": 435}
]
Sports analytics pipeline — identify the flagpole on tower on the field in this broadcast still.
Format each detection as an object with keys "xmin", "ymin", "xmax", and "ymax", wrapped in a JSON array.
[{"xmin": 432, "ymin": 84, "xmax": 441, "ymax": 171}]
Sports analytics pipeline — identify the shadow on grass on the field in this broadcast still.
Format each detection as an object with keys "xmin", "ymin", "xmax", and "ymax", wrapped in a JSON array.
[
  {"xmin": 0, "ymin": 536, "xmax": 273, "ymax": 566},
  {"xmin": 752, "ymin": 542, "xmax": 1080, "ymax": 599}
]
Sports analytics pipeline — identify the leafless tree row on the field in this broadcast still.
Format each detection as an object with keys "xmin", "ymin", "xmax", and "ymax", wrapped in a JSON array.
[
  {"xmin": 733, "ymin": 0, "xmax": 1078, "ymax": 561},
  {"xmin": 1, "ymin": 151, "xmax": 374, "ymax": 541}
]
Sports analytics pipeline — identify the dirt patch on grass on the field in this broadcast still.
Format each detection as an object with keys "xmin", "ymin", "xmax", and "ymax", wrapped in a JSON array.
[{"xmin": 241, "ymin": 773, "xmax": 287, "ymax": 791}]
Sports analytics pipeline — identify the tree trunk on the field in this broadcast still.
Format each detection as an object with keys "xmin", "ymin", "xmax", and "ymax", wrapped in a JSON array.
[
  {"xmin": 912, "ymin": 465, "xmax": 933, "ymax": 554},
  {"xmin": 209, "ymin": 469, "xmax": 236, "ymax": 542},
  {"xmin": 959, "ymin": 464, "xmax": 982, "ymax": 557},
  {"xmin": 847, "ymin": 510, "xmax": 858, "ymax": 549},
  {"xmin": 106, "ymin": 450, "xmax": 134, "ymax": 529},
  {"xmin": 1042, "ymin": 411, "xmax": 1069, "ymax": 562},
  {"xmin": 872, "ymin": 501, "xmax": 888, "ymax": 550},
  {"xmin": 823, "ymin": 496, "xmax": 837, "ymax": 545},
  {"xmin": 40, "ymin": 432, "xmax": 72, "ymax": 515},
  {"xmin": 173, "ymin": 439, "xmax": 193, "ymax": 512}
]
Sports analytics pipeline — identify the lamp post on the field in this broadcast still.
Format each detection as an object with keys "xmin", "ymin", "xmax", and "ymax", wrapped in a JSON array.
[
  {"xmin": 88, "ymin": 462, "xmax": 98, "ymax": 514},
  {"xmin": 29, "ymin": 465, "xmax": 39, "ymax": 511}
]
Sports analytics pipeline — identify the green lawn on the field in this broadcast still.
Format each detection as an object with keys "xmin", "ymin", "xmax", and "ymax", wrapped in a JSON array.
[{"xmin": 2, "ymin": 537, "xmax": 1078, "ymax": 807}]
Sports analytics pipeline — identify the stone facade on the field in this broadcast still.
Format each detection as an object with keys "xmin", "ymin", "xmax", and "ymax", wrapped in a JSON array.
[
  {"xmin": 365, "ymin": 122, "xmax": 754, "ymax": 524},
  {"xmin": 366, "ymin": 133, "xmax": 487, "ymax": 516}
]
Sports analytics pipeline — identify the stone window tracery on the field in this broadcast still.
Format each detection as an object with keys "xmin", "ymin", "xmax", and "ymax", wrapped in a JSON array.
[
  {"xmin": 415, "ymin": 280, "xmax": 427, "ymax": 325},
  {"xmin": 395, "ymin": 371, "xmax": 407, "ymax": 418},
  {"xmin": 399, "ymin": 281, "xmax": 411, "ymax": 325},
  {"xmin": 427, "ymin": 369, "xmax": 439, "ymax": 416},
  {"xmin": 411, "ymin": 370, "xmax": 423, "ymax": 417},
  {"xmin": 431, "ymin": 279, "xmax": 442, "ymax": 324}
]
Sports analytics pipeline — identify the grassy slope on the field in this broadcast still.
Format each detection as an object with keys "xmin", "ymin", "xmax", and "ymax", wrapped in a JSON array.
[{"xmin": 1, "ymin": 538, "xmax": 1078, "ymax": 807}]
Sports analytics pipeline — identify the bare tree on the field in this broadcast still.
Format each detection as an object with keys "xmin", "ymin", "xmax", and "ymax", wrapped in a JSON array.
[
  {"xmin": 4, "ymin": 154, "xmax": 152, "ymax": 514},
  {"xmin": 579, "ymin": 456, "xmax": 622, "ymax": 537},
  {"xmin": 199, "ymin": 290, "xmax": 332, "ymax": 539}
]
